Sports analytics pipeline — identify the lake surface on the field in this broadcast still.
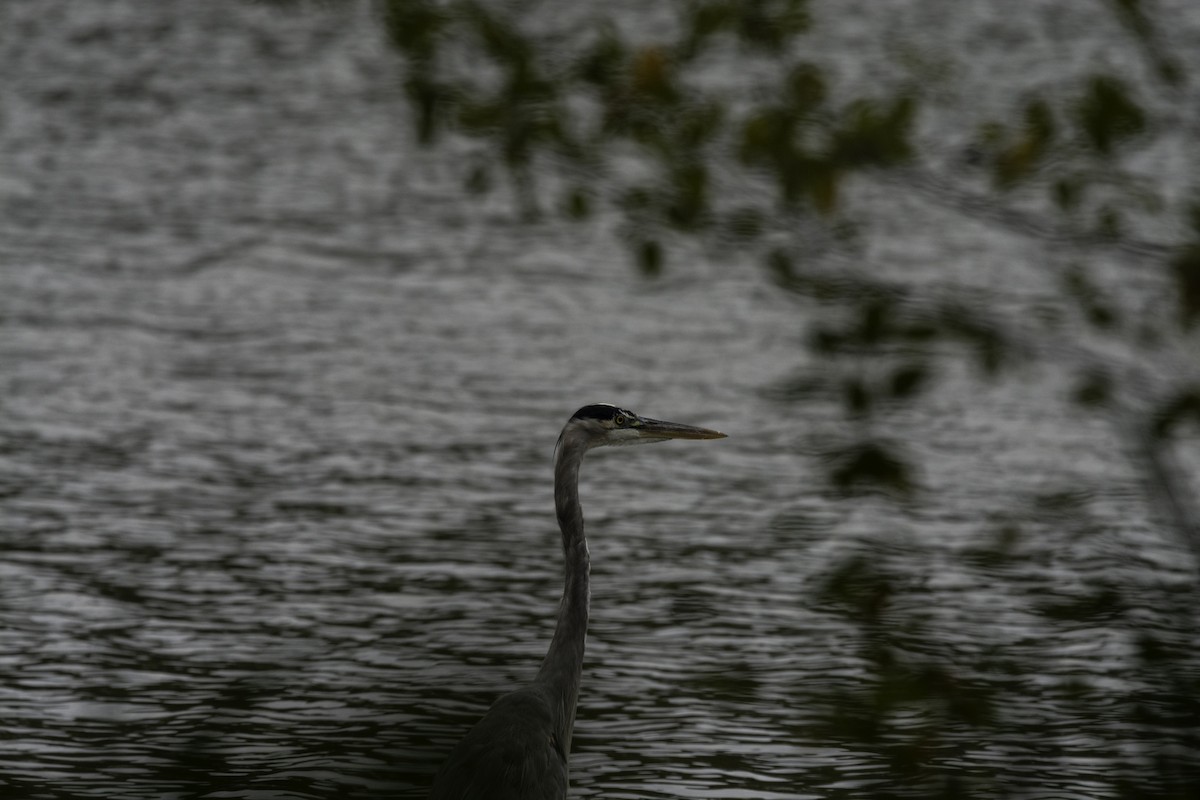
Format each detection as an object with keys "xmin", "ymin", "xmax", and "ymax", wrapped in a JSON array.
[{"xmin": 1, "ymin": 2, "xmax": 1198, "ymax": 798}]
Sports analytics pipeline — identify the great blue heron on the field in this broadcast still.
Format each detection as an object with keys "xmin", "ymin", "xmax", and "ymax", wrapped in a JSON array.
[{"xmin": 428, "ymin": 403, "xmax": 726, "ymax": 799}]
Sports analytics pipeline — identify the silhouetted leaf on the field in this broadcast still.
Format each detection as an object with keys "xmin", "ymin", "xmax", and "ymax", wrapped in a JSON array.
[
  {"xmin": 993, "ymin": 139, "xmax": 1040, "ymax": 188},
  {"xmin": 381, "ymin": 0, "xmax": 446, "ymax": 60},
  {"xmin": 676, "ymin": 102, "xmax": 724, "ymax": 148},
  {"xmin": 404, "ymin": 74, "xmax": 452, "ymax": 144},
  {"xmin": 766, "ymin": 248, "xmax": 794, "ymax": 283},
  {"xmin": 844, "ymin": 377, "xmax": 872, "ymax": 415},
  {"xmin": 1171, "ymin": 244, "xmax": 1200, "ymax": 326},
  {"xmin": 728, "ymin": 0, "xmax": 812, "ymax": 51},
  {"xmin": 683, "ymin": 0, "xmax": 739, "ymax": 55},
  {"xmin": 468, "ymin": 2, "xmax": 531, "ymax": 63},
  {"xmin": 637, "ymin": 239, "xmax": 663, "ymax": 276},
  {"xmin": 938, "ymin": 303, "xmax": 1011, "ymax": 375},
  {"xmin": 826, "ymin": 440, "xmax": 916, "ymax": 498},
  {"xmin": 1053, "ymin": 176, "xmax": 1083, "ymax": 210},
  {"xmin": 809, "ymin": 163, "xmax": 839, "ymax": 213},
  {"xmin": 621, "ymin": 186, "xmax": 654, "ymax": 212},
  {"xmin": 1188, "ymin": 201, "xmax": 1200, "ymax": 235},
  {"xmin": 665, "ymin": 162, "xmax": 709, "ymax": 228},
  {"xmin": 889, "ymin": 363, "xmax": 929, "ymax": 399},
  {"xmin": 1076, "ymin": 75, "xmax": 1146, "ymax": 153},
  {"xmin": 859, "ymin": 297, "xmax": 892, "ymax": 344},
  {"xmin": 786, "ymin": 62, "xmax": 825, "ymax": 111},
  {"xmin": 630, "ymin": 47, "xmax": 676, "ymax": 102},
  {"xmin": 1063, "ymin": 266, "xmax": 1119, "ymax": 329},
  {"xmin": 831, "ymin": 95, "xmax": 917, "ymax": 168},
  {"xmin": 1096, "ymin": 205, "xmax": 1123, "ymax": 239},
  {"xmin": 809, "ymin": 325, "xmax": 844, "ymax": 354},
  {"xmin": 1025, "ymin": 97, "xmax": 1056, "ymax": 142},
  {"xmin": 1072, "ymin": 367, "xmax": 1112, "ymax": 407},
  {"xmin": 1110, "ymin": 0, "xmax": 1184, "ymax": 87},
  {"xmin": 464, "ymin": 163, "xmax": 490, "ymax": 194},
  {"xmin": 576, "ymin": 24, "xmax": 625, "ymax": 87},
  {"xmin": 992, "ymin": 98, "xmax": 1056, "ymax": 187},
  {"xmin": 1151, "ymin": 388, "xmax": 1200, "ymax": 438},
  {"xmin": 725, "ymin": 206, "xmax": 764, "ymax": 240},
  {"xmin": 562, "ymin": 187, "xmax": 590, "ymax": 219}
]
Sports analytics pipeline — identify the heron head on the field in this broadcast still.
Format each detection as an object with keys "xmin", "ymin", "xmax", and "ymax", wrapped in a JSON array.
[{"xmin": 565, "ymin": 403, "xmax": 726, "ymax": 449}]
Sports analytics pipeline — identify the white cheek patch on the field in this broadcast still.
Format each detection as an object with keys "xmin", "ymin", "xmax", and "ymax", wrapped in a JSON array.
[{"xmin": 607, "ymin": 427, "xmax": 644, "ymax": 446}]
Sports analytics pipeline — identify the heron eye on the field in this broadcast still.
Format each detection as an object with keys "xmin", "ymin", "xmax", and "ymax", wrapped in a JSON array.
[{"xmin": 613, "ymin": 414, "xmax": 627, "ymax": 426}]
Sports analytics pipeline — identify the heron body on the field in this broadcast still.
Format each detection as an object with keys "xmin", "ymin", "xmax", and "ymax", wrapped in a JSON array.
[{"xmin": 428, "ymin": 404, "xmax": 725, "ymax": 799}]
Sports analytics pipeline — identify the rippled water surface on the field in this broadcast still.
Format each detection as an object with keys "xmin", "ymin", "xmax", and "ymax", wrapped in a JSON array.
[{"xmin": 2, "ymin": 2, "xmax": 1199, "ymax": 798}]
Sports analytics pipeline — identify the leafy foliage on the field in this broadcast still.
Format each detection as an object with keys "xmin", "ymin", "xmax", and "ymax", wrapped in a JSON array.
[{"xmin": 378, "ymin": 0, "xmax": 1200, "ymax": 794}]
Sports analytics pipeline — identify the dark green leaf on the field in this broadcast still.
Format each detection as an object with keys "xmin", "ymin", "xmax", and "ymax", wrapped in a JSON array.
[
  {"xmin": 889, "ymin": 363, "xmax": 929, "ymax": 399},
  {"xmin": 1151, "ymin": 388, "xmax": 1200, "ymax": 438},
  {"xmin": 1171, "ymin": 244, "xmax": 1200, "ymax": 326},
  {"xmin": 563, "ymin": 187, "xmax": 590, "ymax": 219},
  {"xmin": 1053, "ymin": 177, "xmax": 1082, "ymax": 211},
  {"xmin": 381, "ymin": 0, "xmax": 446, "ymax": 60},
  {"xmin": 827, "ymin": 440, "xmax": 916, "ymax": 498},
  {"xmin": 1076, "ymin": 75, "xmax": 1146, "ymax": 154},
  {"xmin": 844, "ymin": 377, "xmax": 872, "ymax": 415},
  {"xmin": 725, "ymin": 207, "xmax": 764, "ymax": 241},
  {"xmin": 786, "ymin": 62, "xmax": 826, "ymax": 111},
  {"xmin": 637, "ymin": 239, "xmax": 664, "ymax": 276},
  {"xmin": 464, "ymin": 163, "xmax": 490, "ymax": 194},
  {"xmin": 1072, "ymin": 368, "xmax": 1111, "ymax": 407}
]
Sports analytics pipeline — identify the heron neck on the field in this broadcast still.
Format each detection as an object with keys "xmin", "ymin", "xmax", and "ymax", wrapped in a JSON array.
[{"xmin": 535, "ymin": 434, "xmax": 591, "ymax": 753}]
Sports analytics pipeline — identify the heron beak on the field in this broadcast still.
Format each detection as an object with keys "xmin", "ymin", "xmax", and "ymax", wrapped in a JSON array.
[{"xmin": 636, "ymin": 417, "xmax": 727, "ymax": 440}]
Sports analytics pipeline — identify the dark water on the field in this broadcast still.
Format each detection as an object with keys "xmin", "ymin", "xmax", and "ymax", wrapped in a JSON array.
[{"xmin": 2, "ymin": 2, "xmax": 1198, "ymax": 798}]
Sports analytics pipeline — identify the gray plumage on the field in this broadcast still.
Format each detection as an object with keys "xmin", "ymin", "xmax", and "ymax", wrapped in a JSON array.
[{"xmin": 428, "ymin": 405, "xmax": 725, "ymax": 799}]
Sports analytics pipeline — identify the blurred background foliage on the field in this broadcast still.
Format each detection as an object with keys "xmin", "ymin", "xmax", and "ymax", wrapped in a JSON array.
[
  {"xmin": 370, "ymin": 0, "xmax": 1200, "ymax": 533},
  {"xmin": 368, "ymin": 0, "xmax": 1200, "ymax": 794}
]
